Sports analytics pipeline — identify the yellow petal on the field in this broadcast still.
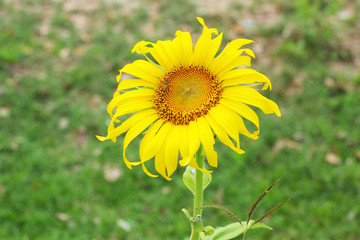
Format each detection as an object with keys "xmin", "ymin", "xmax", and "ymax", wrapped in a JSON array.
[
  {"xmin": 193, "ymin": 17, "xmax": 223, "ymax": 68},
  {"xmin": 218, "ymin": 105, "xmax": 258, "ymax": 140},
  {"xmin": 241, "ymin": 48, "xmax": 255, "ymax": 58},
  {"xmin": 221, "ymin": 69, "xmax": 272, "ymax": 90},
  {"xmin": 204, "ymin": 114, "xmax": 245, "ymax": 154},
  {"xmin": 107, "ymin": 91, "xmax": 120, "ymax": 117},
  {"xmin": 188, "ymin": 120, "xmax": 201, "ymax": 157},
  {"xmin": 208, "ymin": 106, "xmax": 241, "ymax": 149},
  {"xmin": 109, "ymin": 97, "xmax": 153, "ymax": 121},
  {"xmin": 140, "ymin": 122, "xmax": 172, "ymax": 162},
  {"xmin": 123, "ymin": 114, "xmax": 159, "ymax": 168},
  {"xmin": 179, "ymin": 125, "xmax": 189, "ymax": 156},
  {"xmin": 220, "ymin": 98, "xmax": 260, "ymax": 130},
  {"xmin": 95, "ymin": 135, "xmax": 108, "ymax": 142},
  {"xmin": 179, "ymin": 123, "xmax": 202, "ymax": 167},
  {"xmin": 210, "ymin": 55, "xmax": 252, "ymax": 78},
  {"xmin": 222, "ymin": 86, "xmax": 281, "ymax": 117},
  {"xmin": 139, "ymin": 119, "xmax": 164, "ymax": 161},
  {"xmin": 179, "ymin": 125, "xmax": 192, "ymax": 165},
  {"xmin": 117, "ymin": 78, "xmax": 156, "ymax": 92},
  {"xmin": 188, "ymin": 156, "xmax": 213, "ymax": 174},
  {"xmin": 179, "ymin": 156, "xmax": 192, "ymax": 166},
  {"xmin": 220, "ymin": 38, "xmax": 254, "ymax": 54},
  {"xmin": 108, "ymin": 96, "xmax": 152, "ymax": 119},
  {"xmin": 155, "ymin": 147, "xmax": 172, "ymax": 181},
  {"xmin": 141, "ymin": 163, "xmax": 158, "ymax": 178},
  {"xmin": 158, "ymin": 41, "xmax": 181, "ymax": 71},
  {"xmin": 131, "ymin": 40, "xmax": 153, "ymax": 54},
  {"xmin": 149, "ymin": 40, "xmax": 179, "ymax": 72},
  {"xmin": 208, "ymin": 37, "xmax": 254, "ymax": 76},
  {"xmin": 196, "ymin": 117, "xmax": 218, "ymax": 167},
  {"xmin": 104, "ymin": 109, "xmax": 157, "ymax": 142},
  {"xmin": 174, "ymin": 30, "xmax": 193, "ymax": 66},
  {"xmin": 119, "ymin": 60, "xmax": 163, "ymax": 84},
  {"xmin": 164, "ymin": 125, "xmax": 181, "ymax": 177},
  {"xmin": 216, "ymin": 41, "xmax": 254, "ymax": 62},
  {"xmin": 235, "ymin": 112, "xmax": 259, "ymax": 140},
  {"xmin": 196, "ymin": 17, "xmax": 219, "ymax": 35},
  {"xmin": 107, "ymin": 88, "xmax": 154, "ymax": 117},
  {"xmin": 112, "ymin": 88, "xmax": 154, "ymax": 103}
]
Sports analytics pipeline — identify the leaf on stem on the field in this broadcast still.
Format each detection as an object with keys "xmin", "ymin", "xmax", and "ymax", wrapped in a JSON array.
[
  {"xmin": 183, "ymin": 166, "xmax": 212, "ymax": 195},
  {"xmin": 209, "ymin": 221, "xmax": 272, "ymax": 240}
]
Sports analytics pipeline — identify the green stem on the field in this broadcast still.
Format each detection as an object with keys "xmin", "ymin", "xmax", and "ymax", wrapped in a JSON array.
[{"xmin": 190, "ymin": 147, "xmax": 205, "ymax": 240}]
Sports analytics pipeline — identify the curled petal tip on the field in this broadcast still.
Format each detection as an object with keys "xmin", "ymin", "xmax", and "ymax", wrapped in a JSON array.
[
  {"xmin": 96, "ymin": 135, "xmax": 107, "ymax": 141},
  {"xmin": 196, "ymin": 17, "xmax": 204, "ymax": 24}
]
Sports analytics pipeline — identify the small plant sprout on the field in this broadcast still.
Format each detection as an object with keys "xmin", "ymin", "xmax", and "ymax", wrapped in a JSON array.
[{"xmin": 188, "ymin": 179, "xmax": 289, "ymax": 239}]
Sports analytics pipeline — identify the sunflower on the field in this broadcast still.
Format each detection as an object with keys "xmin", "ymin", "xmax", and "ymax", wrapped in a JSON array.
[{"xmin": 97, "ymin": 17, "xmax": 280, "ymax": 180}]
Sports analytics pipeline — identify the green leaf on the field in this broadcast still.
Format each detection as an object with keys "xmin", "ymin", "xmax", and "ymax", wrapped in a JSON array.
[
  {"xmin": 204, "ymin": 225, "xmax": 215, "ymax": 236},
  {"xmin": 249, "ymin": 222, "xmax": 272, "ymax": 231},
  {"xmin": 209, "ymin": 221, "xmax": 272, "ymax": 240},
  {"xmin": 181, "ymin": 208, "xmax": 192, "ymax": 220},
  {"xmin": 183, "ymin": 166, "xmax": 212, "ymax": 195},
  {"xmin": 183, "ymin": 166, "xmax": 195, "ymax": 195},
  {"xmin": 203, "ymin": 170, "xmax": 212, "ymax": 191}
]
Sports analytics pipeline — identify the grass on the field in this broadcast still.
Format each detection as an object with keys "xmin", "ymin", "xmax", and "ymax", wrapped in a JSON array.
[{"xmin": 1, "ymin": 0, "xmax": 360, "ymax": 239}]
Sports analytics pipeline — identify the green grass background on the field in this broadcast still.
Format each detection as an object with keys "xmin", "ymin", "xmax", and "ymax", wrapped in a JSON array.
[{"xmin": 1, "ymin": 0, "xmax": 360, "ymax": 239}]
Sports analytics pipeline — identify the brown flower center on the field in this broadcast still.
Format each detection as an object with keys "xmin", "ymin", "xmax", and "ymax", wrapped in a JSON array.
[{"xmin": 153, "ymin": 65, "xmax": 222, "ymax": 125}]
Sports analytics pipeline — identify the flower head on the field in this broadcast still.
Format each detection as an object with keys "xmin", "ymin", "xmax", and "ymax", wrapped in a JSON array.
[{"xmin": 97, "ymin": 17, "xmax": 280, "ymax": 180}]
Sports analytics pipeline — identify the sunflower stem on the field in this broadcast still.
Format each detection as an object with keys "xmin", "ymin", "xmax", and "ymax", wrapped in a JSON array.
[{"xmin": 190, "ymin": 146, "xmax": 205, "ymax": 240}]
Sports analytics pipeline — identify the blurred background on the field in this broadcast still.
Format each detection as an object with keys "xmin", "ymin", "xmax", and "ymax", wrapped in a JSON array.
[{"xmin": 1, "ymin": 0, "xmax": 359, "ymax": 239}]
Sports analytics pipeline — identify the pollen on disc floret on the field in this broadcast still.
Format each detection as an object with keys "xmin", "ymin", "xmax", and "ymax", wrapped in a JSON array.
[{"xmin": 153, "ymin": 65, "xmax": 223, "ymax": 125}]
